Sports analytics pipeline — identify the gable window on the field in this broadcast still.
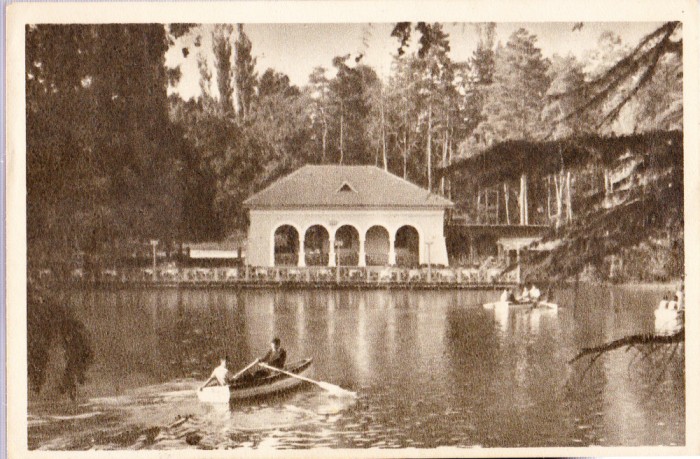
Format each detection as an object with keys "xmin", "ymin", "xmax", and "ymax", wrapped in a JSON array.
[{"xmin": 337, "ymin": 182, "xmax": 357, "ymax": 193}]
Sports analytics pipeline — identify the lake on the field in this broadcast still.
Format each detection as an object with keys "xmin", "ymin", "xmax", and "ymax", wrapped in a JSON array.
[{"xmin": 28, "ymin": 285, "xmax": 685, "ymax": 449}]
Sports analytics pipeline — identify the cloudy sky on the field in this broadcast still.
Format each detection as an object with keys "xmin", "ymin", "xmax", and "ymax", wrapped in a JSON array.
[{"xmin": 166, "ymin": 22, "xmax": 663, "ymax": 100}]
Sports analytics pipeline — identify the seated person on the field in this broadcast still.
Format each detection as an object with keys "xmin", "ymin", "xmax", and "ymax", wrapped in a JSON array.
[
  {"xmin": 529, "ymin": 284, "xmax": 541, "ymax": 301},
  {"xmin": 507, "ymin": 288, "xmax": 517, "ymax": 303},
  {"xmin": 239, "ymin": 338, "xmax": 287, "ymax": 381},
  {"xmin": 675, "ymin": 289, "xmax": 684, "ymax": 310},
  {"xmin": 520, "ymin": 286, "xmax": 530, "ymax": 302},
  {"xmin": 200, "ymin": 356, "xmax": 229, "ymax": 390},
  {"xmin": 260, "ymin": 337, "xmax": 287, "ymax": 369},
  {"xmin": 500, "ymin": 289, "xmax": 509, "ymax": 302}
]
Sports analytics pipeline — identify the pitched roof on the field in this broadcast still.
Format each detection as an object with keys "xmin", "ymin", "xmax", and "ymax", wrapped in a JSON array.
[{"xmin": 244, "ymin": 165, "xmax": 454, "ymax": 209}]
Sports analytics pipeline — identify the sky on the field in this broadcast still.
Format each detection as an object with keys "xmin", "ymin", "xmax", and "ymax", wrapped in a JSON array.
[{"xmin": 165, "ymin": 22, "xmax": 664, "ymax": 101}]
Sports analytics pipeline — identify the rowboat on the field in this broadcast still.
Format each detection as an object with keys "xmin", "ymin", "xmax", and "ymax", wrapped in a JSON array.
[
  {"xmin": 654, "ymin": 304, "xmax": 684, "ymax": 335},
  {"xmin": 483, "ymin": 300, "xmax": 558, "ymax": 311},
  {"xmin": 197, "ymin": 358, "xmax": 313, "ymax": 404}
]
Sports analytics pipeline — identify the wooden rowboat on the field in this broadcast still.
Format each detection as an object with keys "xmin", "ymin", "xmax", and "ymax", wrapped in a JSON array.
[
  {"xmin": 197, "ymin": 358, "xmax": 313, "ymax": 404},
  {"xmin": 483, "ymin": 300, "xmax": 558, "ymax": 311}
]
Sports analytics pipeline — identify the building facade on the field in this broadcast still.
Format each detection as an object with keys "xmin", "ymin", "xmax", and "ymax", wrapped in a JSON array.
[{"xmin": 244, "ymin": 165, "xmax": 454, "ymax": 267}]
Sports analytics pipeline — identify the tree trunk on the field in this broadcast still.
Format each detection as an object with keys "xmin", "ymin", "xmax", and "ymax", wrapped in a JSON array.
[
  {"xmin": 554, "ymin": 172, "xmax": 563, "ymax": 229},
  {"xmin": 381, "ymin": 91, "xmax": 387, "ymax": 171},
  {"xmin": 477, "ymin": 189, "xmax": 482, "ymax": 224},
  {"xmin": 441, "ymin": 129, "xmax": 448, "ymax": 195},
  {"xmin": 427, "ymin": 103, "xmax": 432, "ymax": 192},
  {"xmin": 547, "ymin": 175, "xmax": 552, "ymax": 222},
  {"xmin": 566, "ymin": 171, "xmax": 573, "ymax": 222},
  {"xmin": 519, "ymin": 173, "xmax": 528, "ymax": 225},
  {"xmin": 321, "ymin": 116, "xmax": 328, "ymax": 163},
  {"xmin": 504, "ymin": 182, "xmax": 510, "ymax": 224},
  {"xmin": 339, "ymin": 110, "xmax": 344, "ymax": 165}
]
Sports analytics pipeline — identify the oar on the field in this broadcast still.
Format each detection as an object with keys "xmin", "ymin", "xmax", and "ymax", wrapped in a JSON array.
[
  {"xmin": 199, "ymin": 359, "xmax": 259, "ymax": 391},
  {"xmin": 258, "ymin": 362, "xmax": 356, "ymax": 398},
  {"xmin": 231, "ymin": 359, "xmax": 260, "ymax": 380}
]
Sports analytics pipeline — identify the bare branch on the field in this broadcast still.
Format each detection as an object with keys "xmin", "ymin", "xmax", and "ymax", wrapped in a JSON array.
[{"xmin": 569, "ymin": 329, "xmax": 684, "ymax": 364}]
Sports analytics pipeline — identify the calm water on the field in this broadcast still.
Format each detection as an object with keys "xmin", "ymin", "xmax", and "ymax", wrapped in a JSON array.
[{"xmin": 28, "ymin": 285, "xmax": 685, "ymax": 449}]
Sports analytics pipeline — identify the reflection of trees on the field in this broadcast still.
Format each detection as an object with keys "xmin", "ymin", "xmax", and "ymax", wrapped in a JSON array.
[
  {"xmin": 154, "ymin": 290, "xmax": 250, "ymax": 379},
  {"xmin": 28, "ymin": 284, "xmax": 93, "ymax": 399}
]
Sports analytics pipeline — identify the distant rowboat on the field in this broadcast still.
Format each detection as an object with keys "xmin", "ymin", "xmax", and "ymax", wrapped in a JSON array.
[
  {"xmin": 483, "ymin": 300, "xmax": 558, "ymax": 311},
  {"xmin": 197, "ymin": 359, "xmax": 313, "ymax": 404}
]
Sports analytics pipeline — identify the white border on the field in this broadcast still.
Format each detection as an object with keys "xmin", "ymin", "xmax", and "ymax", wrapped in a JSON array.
[{"xmin": 5, "ymin": 1, "xmax": 700, "ymax": 457}]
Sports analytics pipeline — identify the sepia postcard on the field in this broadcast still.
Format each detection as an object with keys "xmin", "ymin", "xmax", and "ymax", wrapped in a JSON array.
[{"xmin": 5, "ymin": 0, "xmax": 700, "ymax": 457}]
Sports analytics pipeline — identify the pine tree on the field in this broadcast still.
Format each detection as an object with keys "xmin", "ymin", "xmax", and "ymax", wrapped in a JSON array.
[{"xmin": 475, "ymin": 28, "xmax": 551, "ymax": 144}]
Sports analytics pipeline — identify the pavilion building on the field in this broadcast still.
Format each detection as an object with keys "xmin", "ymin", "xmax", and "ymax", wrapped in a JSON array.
[{"xmin": 243, "ymin": 165, "xmax": 454, "ymax": 268}]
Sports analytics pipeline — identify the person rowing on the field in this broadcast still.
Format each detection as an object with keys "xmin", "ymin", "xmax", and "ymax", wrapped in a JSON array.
[
  {"xmin": 200, "ymin": 356, "xmax": 229, "ymax": 390},
  {"xmin": 237, "ymin": 337, "xmax": 288, "ymax": 381},
  {"xmin": 529, "ymin": 284, "xmax": 541, "ymax": 303}
]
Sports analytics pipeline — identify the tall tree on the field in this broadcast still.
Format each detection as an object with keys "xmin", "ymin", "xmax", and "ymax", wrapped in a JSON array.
[
  {"xmin": 26, "ymin": 24, "xmax": 187, "ymax": 395},
  {"xmin": 475, "ymin": 28, "xmax": 551, "ymax": 144},
  {"xmin": 328, "ymin": 55, "xmax": 378, "ymax": 165},
  {"xmin": 307, "ymin": 66, "xmax": 331, "ymax": 162},
  {"xmin": 212, "ymin": 24, "xmax": 235, "ymax": 115},
  {"xmin": 234, "ymin": 24, "xmax": 257, "ymax": 122}
]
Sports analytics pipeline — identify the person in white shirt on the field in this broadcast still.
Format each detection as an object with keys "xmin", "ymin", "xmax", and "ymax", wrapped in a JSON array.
[
  {"xmin": 500, "ymin": 289, "xmax": 509, "ymax": 302},
  {"xmin": 520, "ymin": 286, "xmax": 530, "ymax": 302},
  {"xmin": 200, "ymin": 356, "xmax": 229, "ymax": 390},
  {"xmin": 529, "ymin": 284, "xmax": 541, "ymax": 301}
]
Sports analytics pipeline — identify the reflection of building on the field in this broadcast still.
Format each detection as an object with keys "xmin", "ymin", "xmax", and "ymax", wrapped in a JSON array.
[{"xmin": 244, "ymin": 165, "xmax": 454, "ymax": 267}]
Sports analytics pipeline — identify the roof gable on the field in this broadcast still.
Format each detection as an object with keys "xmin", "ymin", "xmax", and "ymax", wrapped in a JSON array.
[{"xmin": 244, "ymin": 165, "xmax": 454, "ymax": 209}]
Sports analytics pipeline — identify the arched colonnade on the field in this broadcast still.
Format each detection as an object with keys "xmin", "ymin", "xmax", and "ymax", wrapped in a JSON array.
[{"xmin": 272, "ymin": 222, "xmax": 421, "ymax": 267}]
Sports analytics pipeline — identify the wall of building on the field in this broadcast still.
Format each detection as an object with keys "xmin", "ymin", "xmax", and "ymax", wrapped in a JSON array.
[{"xmin": 246, "ymin": 208, "xmax": 450, "ymax": 267}]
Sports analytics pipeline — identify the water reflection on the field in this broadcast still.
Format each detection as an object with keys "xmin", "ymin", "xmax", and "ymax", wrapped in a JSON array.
[{"xmin": 29, "ymin": 285, "xmax": 684, "ymax": 449}]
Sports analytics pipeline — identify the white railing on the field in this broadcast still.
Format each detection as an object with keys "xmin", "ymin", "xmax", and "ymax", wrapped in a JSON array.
[{"xmin": 43, "ymin": 264, "xmax": 516, "ymax": 286}]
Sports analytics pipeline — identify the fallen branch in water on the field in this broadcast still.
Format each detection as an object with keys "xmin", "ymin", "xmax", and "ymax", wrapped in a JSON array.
[{"xmin": 569, "ymin": 329, "xmax": 684, "ymax": 364}]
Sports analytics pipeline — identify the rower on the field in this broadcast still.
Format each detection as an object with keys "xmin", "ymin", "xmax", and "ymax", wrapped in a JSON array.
[
  {"xmin": 529, "ymin": 284, "xmax": 541, "ymax": 301},
  {"xmin": 259, "ymin": 337, "xmax": 287, "ymax": 370},
  {"xmin": 200, "ymin": 356, "xmax": 229, "ymax": 390},
  {"xmin": 240, "ymin": 338, "xmax": 288, "ymax": 380}
]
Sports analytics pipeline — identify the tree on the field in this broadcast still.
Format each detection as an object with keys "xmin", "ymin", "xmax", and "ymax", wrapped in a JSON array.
[
  {"xmin": 553, "ymin": 22, "xmax": 682, "ymax": 131},
  {"xmin": 307, "ymin": 66, "xmax": 331, "ymax": 162},
  {"xmin": 475, "ymin": 28, "xmax": 551, "ymax": 145},
  {"xmin": 26, "ymin": 24, "xmax": 187, "ymax": 395},
  {"xmin": 212, "ymin": 24, "xmax": 235, "ymax": 115},
  {"xmin": 234, "ymin": 24, "xmax": 257, "ymax": 122},
  {"xmin": 328, "ymin": 55, "xmax": 378, "ymax": 165}
]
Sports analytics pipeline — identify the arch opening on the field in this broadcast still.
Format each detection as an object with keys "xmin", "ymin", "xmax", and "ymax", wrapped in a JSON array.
[
  {"xmin": 365, "ymin": 226, "xmax": 390, "ymax": 266},
  {"xmin": 304, "ymin": 225, "xmax": 330, "ymax": 266},
  {"xmin": 334, "ymin": 225, "xmax": 360, "ymax": 266},
  {"xmin": 274, "ymin": 225, "xmax": 299, "ymax": 266},
  {"xmin": 395, "ymin": 225, "xmax": 420, "ymax": 267}
]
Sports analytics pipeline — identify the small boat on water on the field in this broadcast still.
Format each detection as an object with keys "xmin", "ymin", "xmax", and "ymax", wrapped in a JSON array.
[
  {"xmin": 197, "ymin": 358, "xmax": 314, "ymax": 404},
  {"xmin": 654, "ymin": 303, "xmax": 684, "ymax": 335},
  {"xmin": 483, "ymin": 300, "xmax": 558, "ymax": 311}
]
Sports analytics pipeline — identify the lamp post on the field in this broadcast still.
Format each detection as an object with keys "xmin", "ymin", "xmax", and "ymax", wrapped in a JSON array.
[
  {"xmin": 150, "ymin": 239, "xmax": 159, "ymax": 280},
  {"xmin": 425, "ymin": 239, "xmax": 434, "ymax": 283}
]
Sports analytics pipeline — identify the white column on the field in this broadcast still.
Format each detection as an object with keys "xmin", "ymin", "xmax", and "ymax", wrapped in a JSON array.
[
  {"xmin": 298, "ymin": 236, "xmax": 306, "ymax": 267},
  {"xmin": 358, "ymin": 236, "xmax": 366, "ymax": 267},
  {"xmin": 388, "ymin": 236, "xmax": 396, "ymax": 266},
  {"xmin": 328, "ymin": 235, "xmax": 336, "ymax": 267}
]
